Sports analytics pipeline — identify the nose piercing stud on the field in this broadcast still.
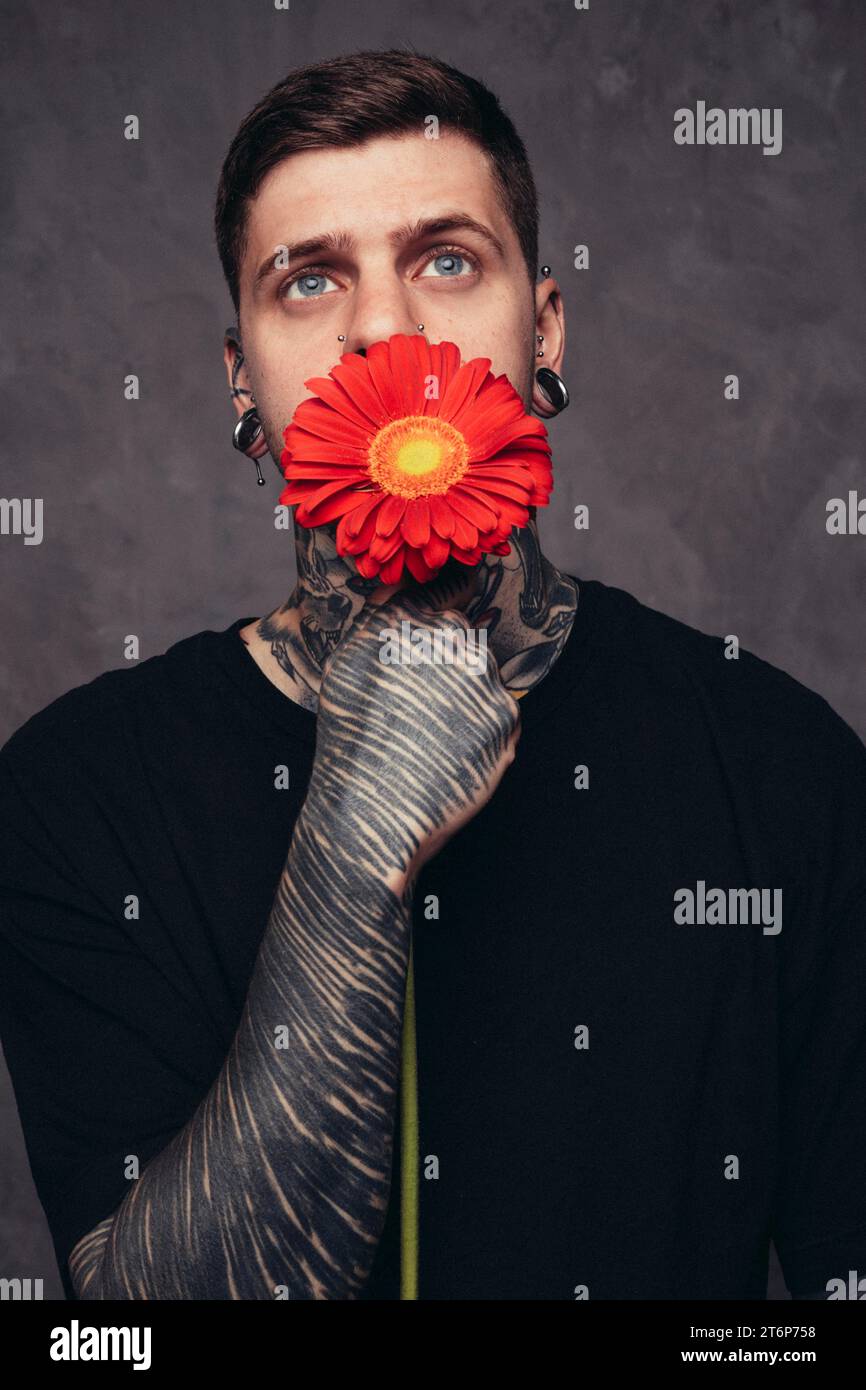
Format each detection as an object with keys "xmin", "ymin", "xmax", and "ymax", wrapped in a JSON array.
[{"xmin": 338, "ymin": 325, "xmax": 425, "ymax": 343}]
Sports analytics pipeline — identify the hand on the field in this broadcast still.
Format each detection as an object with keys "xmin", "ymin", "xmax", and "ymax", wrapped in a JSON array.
[{"xmin": 307, "ymin": 590, "xmax": 522, "ymax": 886}]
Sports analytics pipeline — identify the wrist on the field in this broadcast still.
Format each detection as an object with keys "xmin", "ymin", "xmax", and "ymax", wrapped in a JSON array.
[{"xmin": 298, "ymin": 773, "xmax": 417, "ymax": 903}]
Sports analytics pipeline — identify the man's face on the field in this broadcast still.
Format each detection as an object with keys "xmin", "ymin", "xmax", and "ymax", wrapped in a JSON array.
[{"xmin": 228, "ymin": 130, "xmax": 539, "ymax": 465}]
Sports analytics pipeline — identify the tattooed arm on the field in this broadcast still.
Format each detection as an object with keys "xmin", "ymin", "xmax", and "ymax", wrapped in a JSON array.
[{"xmin": 69, "ymin": 595, "xmax": 520, "ymax": 1300}]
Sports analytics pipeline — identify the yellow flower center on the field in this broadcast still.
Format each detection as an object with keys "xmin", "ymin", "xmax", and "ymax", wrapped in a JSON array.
[{"xmin": 367, "ymin": 415, "xmax": 470, "ymax": 498}]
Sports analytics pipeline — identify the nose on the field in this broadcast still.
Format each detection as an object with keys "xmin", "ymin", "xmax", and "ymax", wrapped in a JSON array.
[{"xmin": 340, "ymin": 274, "xmax": 426, "ymax": 357}]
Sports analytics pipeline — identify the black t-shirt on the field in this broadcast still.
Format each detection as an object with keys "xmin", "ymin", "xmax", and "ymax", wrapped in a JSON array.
[{"xmin": 1, "ymin": 576, "xmax": 865, "ymax": 1301}]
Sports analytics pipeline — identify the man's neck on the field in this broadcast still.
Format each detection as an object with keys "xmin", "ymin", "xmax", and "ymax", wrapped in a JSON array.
[{"xmin": 239, "ymin": 519, "xmax": 579, "ymax": 714}]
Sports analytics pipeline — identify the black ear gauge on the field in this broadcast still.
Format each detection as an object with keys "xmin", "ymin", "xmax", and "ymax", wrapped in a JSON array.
[{"xmin": 535, "ymin": 367, "xmax": 570, "ymax": 414}]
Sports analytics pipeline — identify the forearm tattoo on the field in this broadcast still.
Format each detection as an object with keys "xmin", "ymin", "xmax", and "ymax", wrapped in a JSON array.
[
  {"xmin": 69, "ymin": 596, "xmax": 519, "ymax": 1300},
  {"xmin": 69, "ymin": 798, "xmax": 414, "ymax": 1300}
]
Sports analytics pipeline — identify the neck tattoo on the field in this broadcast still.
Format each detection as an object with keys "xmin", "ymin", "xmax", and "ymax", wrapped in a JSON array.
[{"xmin": 246, "ymin": 517, "xmax": 579, "ymax": 715}]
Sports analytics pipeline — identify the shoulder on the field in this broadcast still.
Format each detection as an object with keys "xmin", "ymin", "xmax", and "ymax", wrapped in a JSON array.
[
  {"xmin": 583, "ymin": 577, "xmax": 862, "ymax": 736},
  {"xmin": 0, "ymin": 623, "xmax": 230, "ymax": 910},
  {"xmin": 577, "ymin": 576, "xmax": 866, "ymax": 796},
  {"xmin": 0, "ymin": 622, "xmax": 221, "ymax": 786}
]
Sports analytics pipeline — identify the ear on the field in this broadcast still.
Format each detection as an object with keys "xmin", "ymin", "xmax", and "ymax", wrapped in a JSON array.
[
  {"xmin": 224, "ymin": 327, "xmax": 268, "ymax": 458},
  {"xmin": 529, "ymin": 277, "xmax": 567, "ymax": 419}
]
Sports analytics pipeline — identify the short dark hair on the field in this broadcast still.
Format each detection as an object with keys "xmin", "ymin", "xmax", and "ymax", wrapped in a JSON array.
[{"xmin": 214, "ymin": 48, "xmax": 539, "ymax": 320}]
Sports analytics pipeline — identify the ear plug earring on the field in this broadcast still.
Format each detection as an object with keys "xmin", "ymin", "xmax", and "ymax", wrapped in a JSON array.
[
  {"xmin": 535, "ymin": 367, "xmax": 569, "ymax": 414},
  {"xmin": 226, "ymin": 324, "xmax": 268, "ymax": 484},
  {"xmin": 232, "ymin": 405, "xmax": 266, "ymax": 484}
]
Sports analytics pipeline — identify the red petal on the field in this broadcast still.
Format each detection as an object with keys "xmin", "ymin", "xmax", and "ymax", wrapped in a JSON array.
[
  {"xmin": 450, "ymin": 545, "xmax": 483, "ymax": 565},
  {"xmin": 488, "ymin": 445, "xmax": 552, "ymax": 472},
  {"xmin": 451, "ymin": 511, "xmax": 477, "ymax": 549},
  {"xmin": 488, "ymin": 497, "xmax": 530, "ymax": 528},
  {"xmin": 428, "ymin": 493, "xmax": 456, "ymax": 539},
  {"xmin": 281, "ymin": 463, "xmax": 370, "ymax": 482},
  {"xmin": 355, "ymin": 550, "xmax": 382, "ymax": 578},
  {"xmin": 300, "ymin": 374, "xmax": 381, "ymax": 431},
  {"xmin": 336, "ymin": 499, "xmax": 374, "ymax": 553},
  {"xmin": 368, "ymin": 528, "xmax": 406, "ymax": 562},
  {"xmin": 422, "ymin": 532, "xmax": 451, "ymax": 569},
  {"xmin": 405, "ymin": 546, "xmax": 437, "ymax": 582},
  {"xmin": 375, "ymin": 493, "xmax": 408, "ymax": 536},
  {"xmin": 330, "ymin": 354, "xmax": 392, "ymax": 428},
  {"xmin": 278, "ymin": 481, "xmax": 318, "ymax": 506},
  {"xmin": 289, "ymin": 399, "xmax": 372, "ymax": 449},
  {"xmin": 492, "ymin": 435, "xmax": 551, "ymax": 455},
  {"xmin": 388, "ymin": 334, "xmax": 428, "ymax": 416},
  {"xmin": 345, "ymin": 490, "xmax": 383, "ymax": 537},
  {"xmin": 461, "ymin": 475, "xmax": 533, "ymax": 504},
  {"xmin": 451, "ymin": 376, "xmax": 523, "ymax": 437},
  {"xmin": 340, "ymin": 503, "xmax": 382, "ymax": 555},
  {"xmin": 402, "ymin": 495, "xmax": 431, "ymax": 548},
  {"xmin": 294, "ymin": 475, "xmax": 358, "ymax": 511},
  {"xmin": 298, "ymin": 482, "xmax": 369, "ymax": 526},
  {"xmin": 447, "ymin": 487, "xmax": 497, "ymax": 532},
  {"xmin": 466, "ymin": 459, "xmax": 536, "ymax": 483},
  {"xmin": 365, "ymin": 339, "xmax": 404, "ymax": 417},
  {"xmin": 479, "ymin": 522, "xmax": 511, "ymax": 547},
  {"xmin": 438, "ymin": 358, "xmax": 492, "ymax": 423},
  {"xmin": 412, "ymin": 337, "xmax": 439, "ymax": 415},
  {"xmin": 380, "ymin": 546, "xmax": 408, "ymax": 585},
  {"xmin": 468, "ymin": 414, "xmax": 549, "ymax": 462},
  {"xmin": 426, "ymin": 340, "xmax": 462, "ymax": 400},
  {"xmin": 282, "ymin": 429, "xmax": 367, "ymax": 466}
]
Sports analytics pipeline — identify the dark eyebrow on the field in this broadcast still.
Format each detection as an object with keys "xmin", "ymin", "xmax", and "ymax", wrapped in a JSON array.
[
  {"xmin": 253, "ymin": 229, "xmax": 356, "ymax": 292},
  {"xmin": 391, "ymin": 214, "xmax": 506, "ymax": 260},
  {"xmin": 251, "ymin": 211, "xmax": 506, "ymax": 293}
]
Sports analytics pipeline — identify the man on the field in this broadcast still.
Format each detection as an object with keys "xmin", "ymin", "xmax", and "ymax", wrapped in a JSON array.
[{"xmin": 1, "ymin": 49, "xmax": 864, "ymax": 1302}]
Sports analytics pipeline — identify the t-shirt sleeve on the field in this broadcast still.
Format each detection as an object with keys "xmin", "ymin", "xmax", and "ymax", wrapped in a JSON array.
[
  {"xmin": 0, "ymin": 718, "xmax": 220, "ymax": 1297},
  {"xmin": 771, "ymin": 700, "xmax": 866, "ymax": 1298}
]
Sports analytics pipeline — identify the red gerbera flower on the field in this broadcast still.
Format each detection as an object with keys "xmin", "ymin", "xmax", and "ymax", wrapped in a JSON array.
[{"xmin": 278, "ymin": 332, "xmax": 553, "ymax": 585}]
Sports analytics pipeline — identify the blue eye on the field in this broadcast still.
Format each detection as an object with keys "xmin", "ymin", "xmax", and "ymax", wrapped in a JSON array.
[
  {"xmin": 418, "ymin": 248, "xmax": 478, "ymax": 279},
  {"xmin": 284, "ymin": 271, "xmax": 338, "ymax": 300}
]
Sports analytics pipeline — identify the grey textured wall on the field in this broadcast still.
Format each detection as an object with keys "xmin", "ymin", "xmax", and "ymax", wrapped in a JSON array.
[{"xmin": 1, "ymin": 0, "xmax": 862, "ymax": 1300}]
